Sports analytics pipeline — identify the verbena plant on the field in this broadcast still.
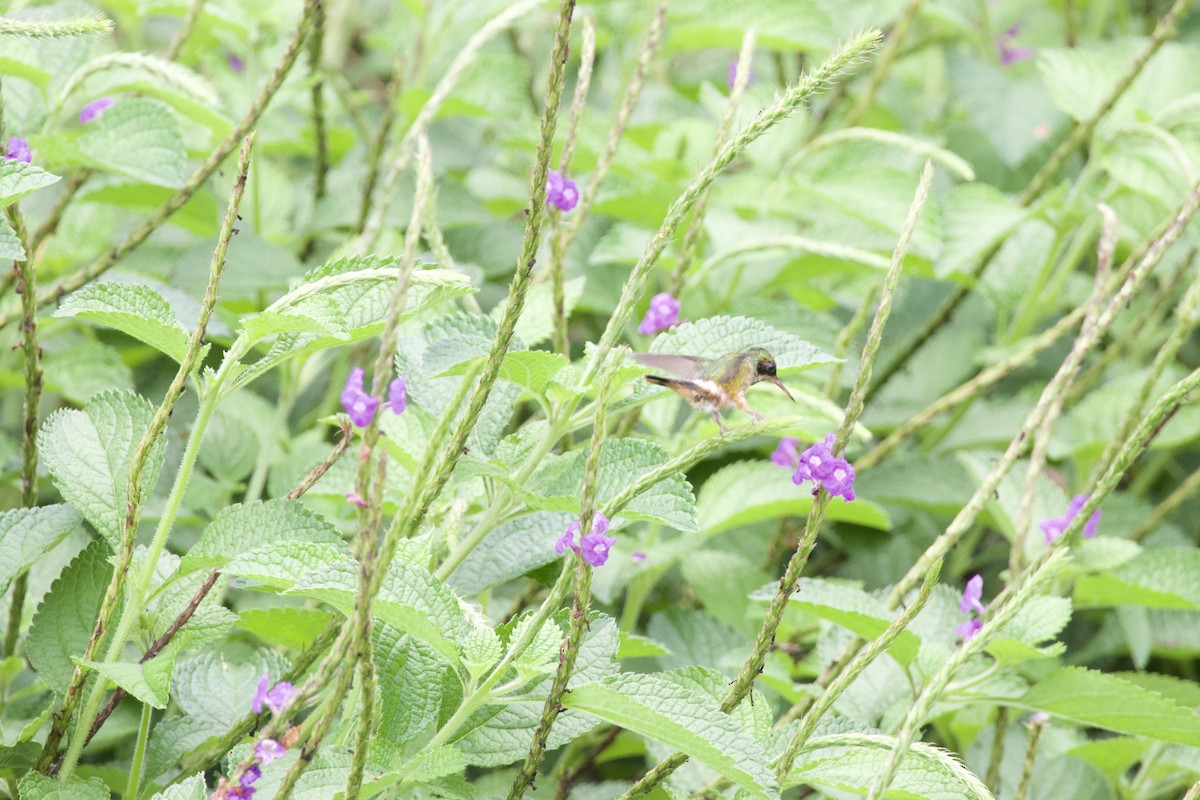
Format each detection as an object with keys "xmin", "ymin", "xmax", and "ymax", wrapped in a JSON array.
[{"xmin": 2, "ymin": 1, "xmax": 1200, "ymax": 799}]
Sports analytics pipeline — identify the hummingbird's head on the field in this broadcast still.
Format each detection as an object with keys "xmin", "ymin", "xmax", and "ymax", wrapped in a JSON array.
[{"xmin": 749, "ymin": 348, "xmax": 794, "ymax": 402}]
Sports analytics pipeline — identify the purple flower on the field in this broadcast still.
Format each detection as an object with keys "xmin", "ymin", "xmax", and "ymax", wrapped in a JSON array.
[
  {"xmin": 580, "ymin": 529, "xmax": 615, "ymax": 567},
  {"xmin": 631, "ymin": 551, "xmax": 646, "ymax": 563},
  {"xmin": 254, "ymin": 738, "xmax": 285, "ymax": 765},
  {"xmin": 546, "ymin": 169, "xmax": 579, "ymax": 212},
  {"xmin": 637, "ymin": 292, "xmax": 681, "ymax": 335},
  {"xmin": 5, "ymin": 137, "xmax": 31, "ymax": 163},
  {"xmin": 228, "ymin": 52, "xmax": 246, "ymax": 73},
  {"xmin": 241, "ymin": 765, "xmax": 262, "ymax": 786},
  {"xmin": 345, "ymin": 492, "xmax": 369, "ymax": 508},
  {"xmin": 251, "ymin": 673, "xmax": 295, "ymax": 715},
  {"xmin": 229, "ymin": 784, "xmax": 255, "ymax": 800},
  {"xmin": 1039, "ymin": 494, "xmax": 1101, "ymax": 544},
  {"xmin": 996, "ymin": 24, "xmax": 1035, "ymax": 65},
  {"xmin": 555, "ymin": 512, "xmax": 612, "ymax": 566},
  {"xmin": 770, "ymin": 437, "xmax": 800, "ymax": 469},
  {"xmin": 791, "ymin": 434, "xmax": 856, "ymax": 502},
  {"xmin": 340, "ymin": 367, "xmax": 378, "ymax": 428},
  {"xmin": 727, "ymin": 60, "xmax": 755, "ymax": 90},
  {"xmin": 959, "ymin": 574, "xmax": 984, "ymax": 615},
  {"xmin": 955, "ymin": 617, "xmax": 982, "ymax": 642},
  {"xmin": 388, "ymin": 377, "xmax": 407, "ymax": 414},
  {"xmin": 79, "ymin": 96, "xmax": 116, "ymax": 124}
]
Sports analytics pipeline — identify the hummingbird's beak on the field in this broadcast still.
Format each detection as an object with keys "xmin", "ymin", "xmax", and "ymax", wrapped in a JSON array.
[{"xmin": 768, "ymin": 376, "xmax": 795, "ymax": 402}]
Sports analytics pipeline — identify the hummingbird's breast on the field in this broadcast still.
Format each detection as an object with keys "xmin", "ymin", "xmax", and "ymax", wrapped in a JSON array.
[{"xmin": 690, "ymin": 379, "xmax": 734, "ymax": 411}]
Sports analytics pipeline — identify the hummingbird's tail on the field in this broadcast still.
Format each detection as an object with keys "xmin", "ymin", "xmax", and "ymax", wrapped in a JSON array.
[{"xmin": 644, "ymin": 374, "xmax": 688, "ymax": 389}]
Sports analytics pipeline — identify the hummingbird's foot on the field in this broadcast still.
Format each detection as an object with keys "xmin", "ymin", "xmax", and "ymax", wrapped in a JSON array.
[
  {"xmin": 748, "ymin": 409, "xmax": 766, "ymax": 422},
  {"xmin": 712, "ymin": 411, "xmax": 729, "ymax": 434}
]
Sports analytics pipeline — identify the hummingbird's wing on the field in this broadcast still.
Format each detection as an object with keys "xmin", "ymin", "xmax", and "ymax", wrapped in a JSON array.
[{"xmin": 633, "ymin": 353, "xmax": 713, "ymax": 379}]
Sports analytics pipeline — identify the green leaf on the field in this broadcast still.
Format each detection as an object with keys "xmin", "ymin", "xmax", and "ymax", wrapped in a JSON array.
[
  {"xmin": 446, "ymin": 511, "xmax": 573, "ymax": 595},
  {"xmin": 288, "ymin": 559, "xmax": 470, "ymax": 666},
  {"xmin": 668, "ymin": 0, "xmax": 833, "ymax": 51},
  {"xmin": 40, "ymin": 390, "xmax": 165, "ymax": 551},
  {"xmin": 752, "ymin": 578, "xmax": 921, "ymax": 667},
  {"xmin": 1019, "ymin": 667, "xmax": 1200, "ymax": 746},
  {"xmin": 27, "ymin": 541, "xmax": 112, "ymax": 693},
  {"xmin": 146, "ymin": 717, "xmax": 225, "ymax": 782},
  {"xmin": 504, "ymin": 276, "xmax": 585, "ymax": 347},
  {"xmin": 238, "ymin": 608, "xmax": 333, "ymax": 651},
  {"xmin": 697, "ymin": 461, "xmax": 890, "ymax": 535},
  {"xmin": 76, "ymin": 98, "xmax": 186, "ymax": 187},
  {"xmin": 42, "ymin": 341, "xmax": 135, "ymax": 404},
  {"xmin": 147, "ymin": 774, "xmax": 206, "ymax": 800},
  {"xmin": 374, "ymin": 624, "xmax": 450, "ymax": 746},
  {"xmin": 0, "ymin": 159, "xmax": 60, "ymax": 208},
  {"xmin": 240, "ymin": 296, "xmax": 351, "ymax": 344},
  {"xmin": 511, "ymin": 612, "xmax": 564, "ymax": 680},
  {"xmin": 648, "ymin": 315, "xmax": 836, "ymax": 375},
  {"xmin": 938, "ymin": 183, "xmax": 1032, "ymax": 280},
  {"xmin": 0, "ymin": 504, "xmax": 80, "ymax": 596},
  {"xmin": 56, "ymin": 282, "xmax": 193, "ymax": 364},
  {"xmin": 563, "ymin": 670, "xmax": 780, "ymax": 799},
  {"xmin": 529, "ymin": 438, "xmax": 698, "ymax": 530},
  {"xmin": 0, "ymin": 216, "xmax": 23, "ymax": 260},
  {"xmin": 783, "ymin": 733, "xmax": 993, "ymax": 799},
  {"xmin": 172, "ymin": 649, "xmax": 286, "ymax": 727},
  {"xmin": 618, "ymin": 632, "xmax": 673, "ymax": 659},
  {"xmin": 444, "ymin": 349, "xmax": 568, "ymax": 396},
  {"xmin": 18, "ymin": 773, "xmax": 110, "ymax": 800},
  {"xmin": 1075, "ymin": 547, "xmax": 1200, "ymax": 610},
  {"xmin": 76, "ymin": 655, "xmax": 172, "ymax": 709},
  {"xmin": 182, "ymin": 499, "xmax": 345, "ymax": 575}
]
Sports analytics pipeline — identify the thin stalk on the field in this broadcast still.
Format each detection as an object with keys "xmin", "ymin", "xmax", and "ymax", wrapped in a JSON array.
[
  {"xmin": 556, "ymin": 727, "xmax": 621, "ymax": 799},
  {"xmin": 668, "ymin": 26, "xmax": 756, "ymax": 297},
  {"xmin": 550, "ymin": 12, "xmax": 596, "ymax": 356},
  {"xmin": 508, "ymin": 349, "xmax": 624, "ymax": 800},
  {"xmin": 867, "ymin": 0, "xmax": 1190, "ymax": 399},
  {"xmin": 308, "ymin": 0, "xmax": 328, "ymax": 212},
  {"xmin": 1184, "ymin": 779, "xmax": 1200, "ymax": 800},
  {"xmin": 842, "ymin": 0, "xmax": 925, "ymax": 128},
  {"xmin": 0, "ymin": 15, "xmax": 113, "ymax": 37},
  {"xmin": 585, "ymin": 29, "xmax": 882, "ymax": 385},
  {"xmin": 356, "ymin": 49, "xmax": 408, "ymax": 234},
  {"xmin": 1009, "ymin": 203, "xmax": 1116, "ymax": 578},
  {"xmin": 983, "ymin": 709, "xmax": 1009, "ymax": 792},
  {"xmin": 824, "ymin": 282, "xmax": 880, "ymax": 399},
  {"xmin": 52, "ymin": 133, "xmax": 257, "ymax": 781},
  {"xmin": 123, "ymin": 701, "xmax": 152, "ymax": 800},
  {"xmin": 285, "ymin": 422, "xmax": 353, "ymax": 500},
  {"xmin": 1131, "ymin": 466, "xmax": 1200, "ymax": 542},
  {"xmin": 0, "ymin": 0, "xmax": 320, "ymax": 329},
  {"xmin": 620, "ymin": 160, "xmax": 933, "ymax": 800},
  {"xmin": 357, "ymin": 0, "xmax": 544, "ymax": 253},
  {"xmin": 28, "ymin": 169, "xmax": 91, "ymax": 254},
  {"xmin": 163, "ymin": 0, "xmax": 205, "ymax": 59}
]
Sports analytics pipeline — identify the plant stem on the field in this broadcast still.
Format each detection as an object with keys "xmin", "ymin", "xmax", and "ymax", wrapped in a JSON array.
[
  {"xmin": 1011, "ymin": 717, "xmax": 1046, "ymax": 800},
  {"xmin": 842, "ymin": 0, "xmax": 925, "ymax": 128},
  {"xmin": 123, "ymin": 701, "xmax": 152, "ymax": 800},
  {"xmin": 163, "ymin": 0, "xmax": 205, "ymax": 59},
  {"xmin": 983, "ymin": 708, "xmax": 1008, "ymax": 792}
]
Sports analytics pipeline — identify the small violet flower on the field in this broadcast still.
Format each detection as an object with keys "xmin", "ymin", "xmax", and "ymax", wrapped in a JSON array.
[
  {"xmin": 546, "ymin": 169, "xmax": 579, "ymax": 212},
  {"xmin": 254, "ymin": 738, "xmax": 286, "ymax": 766},
  {"xmin": 631, "ymin": 551, "xmax": 646, "ymax": 564},
  {"xmin": 242, "ymin": 765, "xmax": 262, "ymax": 786},
  {"xmin": 995, "ymin": 24, "xmax": 1035, "ymax": 66},
  {"xmin": 251, "ymin": 673, "xmax": 296, "ymax": 715},
  {"xmin": 79, "ymin": 96, "xmax": 116, "ymax": 124},
  {"xmin": 637, "ymin": 292, "xmax": 681, "ymax": 335},
  {"xmin": 1039, "ymin": 494, "xmax": 1101, "ymax": 544},
  {"xmin": 791, "ymin": 434, "xmax": 856, "ymax": 502},
  {"xmin": 770, "ymin": 437, "xmax": 800, "ymax": 469},
  {"xmin": 345, "ymin": 492, "xmax": 369, "ymax": 508},
  {"xmin": 727, "ymin": 60, "xmax": 755, "ymax": 90},
  {"xmin": 555, "ymin": 511, "xmax": 614, "ymax": 566},
  {"xmin": 228, "ymin": 52, "xmax": 246, "ymax": 73},
  {"xmin": 956, "ymin": 573, "xmax": 985, "ymax": 642},
  {"xmin": 340, "ymin": 367, "xmax": 378, "ymax": 428},
  {"xmin": 388, "ymin": 377, "xmax": 407, "ymax": 415},
  {"xmin": 5, "ymin": 137, "xmax": 31, "ymax": 163},
  {"xmin": 228, "ymin": 784, "xmax": 255, "ymax": 799}
]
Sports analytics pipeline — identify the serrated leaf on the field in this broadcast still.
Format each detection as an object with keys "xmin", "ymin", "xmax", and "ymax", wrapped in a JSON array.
[
  {"xmin": 375, "ymin": 624, "xmax": 449, "ymax": 746},
  {"xmin": 697, "ymin": 461, "xmax": 890, "ymax": 534},
  {"xmin": 1020, "ymin": 667, "xmax": 1200, "ymax": 745},
  {"xmin": 512, "ymin": 613, "xmax": 563, "ymax": 678},
  {"xmin": 145, "ymin": 716, "xmax": 225, "ymax": 782},
  {"xmin": 938, "ymin": 183, "xmax": 1032, "ymax": 279},
  {"xmin": 618, "ymin": 632, "xmax": 673, "ymax": 659},
  {"xmin": 76, "ymin": 98, "xmax": 185, "ymax": 187},
  {"xmin": 27, "ymin": 541, "xmax": 112, "ymax": 692},
  {"xmin": 182, "ymin": 499, "xmax": 345, "ymax": 575},
  {"xmin": 563, "ymin": 671, "xmax": 780, "ymax": 799},
  {"xmin": 56, "ymin": 282, "xmax": 192, "ymax": 363},
  {"xmin": 147, "ymin": 774, "xmax": 206, "ymax": 800},
  {"xmin": 444, "ymin": 349, "xmax": 567, "ymax": 395},
  {"xmin": 400, "ymin": 745, "xmax": 467, "ymax": 783},
  {"xmin": 18, "ymin": 773, "xmax": 110, "ymax": 800},
  {"xmin": 1075, "ymin": 547, "xmax": 1200, "ymax": 610},
  {"xmin": 752, "ymin": 579, "xmax": 921, "ymax": 667},
  {"xmin": 446, "ymin": 511, "xmax": 574, "ymax": 595},
  {"xmin": 221, "ymin": 541, "xmax": 352, "ymax": 591},
  {"xmin": 240, "ymin": 295, "xmax": 350, "ymax": 343},
  {"xmin": 0, "ymin": 504, "xmax": 80, "ymax": 596},
  {"xmin": 76, "ymin": 655, "xmax": 172, "ymax": 709},
  {"xmin": 171, "ymin": 649, "xmax": 287, "ymax": 727},
  {"xmin": 42, "ymin": 341, "xmax": 135, "ymax": 404},
  {"xmin": 238, "ymin": 608, "xmax": 333, "ymax": 651},
  {"xmin": 287, "ymin": 560, "xmax": 470, "ymax": 666},
  {"xmin": 461, "ymin": 626, "xmax": 503, "ymax": 677},
  {"xmin": 648, "ymin": 316, "xmax": 836, "ymax": 374},
  {"xmin": 0, "ymin": 159, "xmax": 60, "ymax": 207},
  {"xmin": 784, "ymin": 733, "xmax": 993, "ymax": 800},
  {"xmin": 529, "ymin": 439, "xmax": 697, "ymax": 530},
  {"xmin": 0, "ymin": 216, "xmax": 23, "ymax": 259}
]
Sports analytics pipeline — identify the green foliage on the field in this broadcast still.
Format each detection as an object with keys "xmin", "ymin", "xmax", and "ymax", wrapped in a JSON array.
[{"xmin": 55, "ymin": 282, "xmax": 195, "ymax": 364}]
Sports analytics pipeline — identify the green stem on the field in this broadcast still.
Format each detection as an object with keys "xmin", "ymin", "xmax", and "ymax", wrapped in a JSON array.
[{"xmin": 124, "ymin": 701, "xmax": 152, "ymax": 800}]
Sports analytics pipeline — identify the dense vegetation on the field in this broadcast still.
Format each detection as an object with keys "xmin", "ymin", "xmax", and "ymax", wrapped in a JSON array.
[{"xmin": 3, "ymin": 1, "xmax": 1200, "ymax": 799}]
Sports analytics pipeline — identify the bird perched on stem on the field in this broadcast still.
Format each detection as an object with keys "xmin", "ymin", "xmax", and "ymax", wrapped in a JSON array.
[{"xmin": 635, "ymin": 347, "xmax": 794, "ymax": 432}]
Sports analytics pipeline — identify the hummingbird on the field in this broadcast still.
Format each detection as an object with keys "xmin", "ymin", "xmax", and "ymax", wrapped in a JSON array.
[{"xmin": 635, "ymin": 347, "xmax": 795, "ymax": 433}]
